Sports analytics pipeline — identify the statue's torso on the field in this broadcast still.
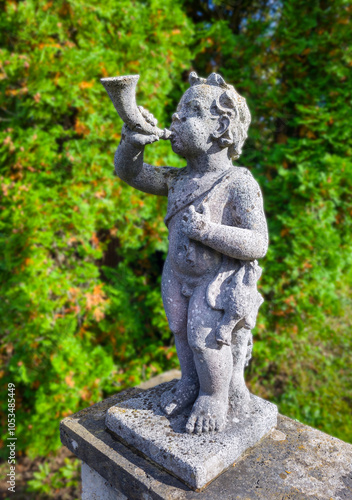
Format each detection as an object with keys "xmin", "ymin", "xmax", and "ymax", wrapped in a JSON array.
[
  {"xmin": 167, "ymin": 206, "xmax": 221, "ymax": 281},
  {"xmin": 165, "ymin": 167, "xmax": 242, "ymax": 286}
]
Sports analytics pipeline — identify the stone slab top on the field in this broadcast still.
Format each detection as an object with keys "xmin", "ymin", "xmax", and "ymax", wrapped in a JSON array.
[
  {"xmin": 60, "ymin": 381, "xmax": 352, "ymax": 500},
  {"xmin": 105, "ymin": 381, "xmax": 278, "ymax": 491}
]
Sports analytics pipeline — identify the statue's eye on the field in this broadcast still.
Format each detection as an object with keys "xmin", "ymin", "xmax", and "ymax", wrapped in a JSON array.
[{"xmin": 186, "ymin": 101, "xmax": 200, "ymax": 113}]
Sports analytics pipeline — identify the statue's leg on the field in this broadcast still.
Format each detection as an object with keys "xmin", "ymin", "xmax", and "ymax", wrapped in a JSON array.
[
  {"xmin": 215, "ymin": 311, "xmax": 240, "ymax": 346},
  {"xmin": 160, "ymin": 256, "xmax": 199, "ymax": 416},
  {"xmin": 229, "ymin": 327, "xmax": 251, "ymax": 416},
  {"xmin": 186, "ymin": 283, "xmax": 232, "ymax": 434}
]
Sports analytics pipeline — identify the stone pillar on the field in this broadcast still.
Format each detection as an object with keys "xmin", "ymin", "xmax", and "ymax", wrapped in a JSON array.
[{"xmin": 81, "ymin": 462, "xmax": 127, "ymax": 500}]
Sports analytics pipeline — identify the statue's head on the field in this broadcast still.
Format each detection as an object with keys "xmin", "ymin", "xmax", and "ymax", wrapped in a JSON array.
[{"xmin": 170, "ymin": 72, "xmax": 251, "ymax": 161}]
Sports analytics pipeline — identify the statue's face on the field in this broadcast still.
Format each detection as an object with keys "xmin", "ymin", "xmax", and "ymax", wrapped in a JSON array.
[{"xmin": 170, "ymin": 85, "xmax": 222, "ymax": 158}]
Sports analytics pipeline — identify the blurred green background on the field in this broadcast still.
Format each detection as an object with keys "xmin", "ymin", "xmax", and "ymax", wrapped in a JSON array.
[{"xmin": 1, "ymin": 0, "xmax": 351, "ymax": 497}]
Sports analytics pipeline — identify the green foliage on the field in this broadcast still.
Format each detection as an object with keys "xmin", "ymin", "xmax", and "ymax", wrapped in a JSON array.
[
  {"xmin": 27, "ymin": 457, "xmax": 80, "ymax": 496},
  {"xmin": 1, "ymin": 0, "xmax": 351, "ymax": 464}
]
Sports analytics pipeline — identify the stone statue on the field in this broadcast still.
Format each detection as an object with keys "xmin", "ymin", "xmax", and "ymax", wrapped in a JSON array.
[{"xmin": 102, "ymin": 72, "xmax": 267, "ymax": 436}]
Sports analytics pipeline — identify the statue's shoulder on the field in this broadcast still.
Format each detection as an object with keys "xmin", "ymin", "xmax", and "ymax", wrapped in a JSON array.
[
  {"xmin": 230, "ymin": 166, "xmax": 261, "ymax": 192},
  {"xmin": 166, "ymin": 165, "xmax": 187, "ymax": 188},
  {"xmin": 225, "ymin": 167, "xmax": 263, "ymax": 211},
  {"xmin": 232, "ymin": 165, "xmax": 255, "ymax": 180}
]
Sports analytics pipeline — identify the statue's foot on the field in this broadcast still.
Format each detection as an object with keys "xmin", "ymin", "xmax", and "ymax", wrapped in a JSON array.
[
  {"xmin": 160, "ymin": 378, "xmax": 199, "ymax": 417},
  {"xmin": 185, "ymin": 394, "xmax": 227, "ymax": 434}
]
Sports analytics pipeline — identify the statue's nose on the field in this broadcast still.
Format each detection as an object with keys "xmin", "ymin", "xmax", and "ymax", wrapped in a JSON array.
[{"xmin": 172, "ymin": 112, "xmax": 180, "ymax": 122}]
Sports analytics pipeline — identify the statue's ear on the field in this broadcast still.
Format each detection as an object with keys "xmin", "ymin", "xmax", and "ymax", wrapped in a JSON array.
[{"xmin": 212, "ymin": 114, "xmax": 231, "ymax": 140}]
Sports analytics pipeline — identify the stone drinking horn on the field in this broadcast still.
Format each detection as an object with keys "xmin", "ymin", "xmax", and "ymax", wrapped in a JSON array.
[{"xmin": 100, "ymin": 75, "xmax": 171, "ymax": 140}]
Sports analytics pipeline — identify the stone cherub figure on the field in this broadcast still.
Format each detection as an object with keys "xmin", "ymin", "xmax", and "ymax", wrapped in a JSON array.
[{"xmin": 113, "ymin": 72, "xmax": 267, "ymax": 435}]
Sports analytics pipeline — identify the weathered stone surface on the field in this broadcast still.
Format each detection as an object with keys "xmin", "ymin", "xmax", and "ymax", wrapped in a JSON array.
[
  {"xmin": 61, "ymin": 381, "xmax": 352, "ymax": 499},
  {"xmin": 105, "ymin": 381, "xmax": 278, "ymax": 490},
  {"xmin": 82, "ymin": 462, "xmax": 127, "ymax": 500},
  {"xmin": 104, "ymin": 71, "xmax": 269, "ymax": 437}
]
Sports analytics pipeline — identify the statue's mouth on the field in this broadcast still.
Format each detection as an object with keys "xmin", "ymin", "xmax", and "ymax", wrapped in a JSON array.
[{"xmin": 169, "ymin": 131, "xmax": 177, "ymax": 142}]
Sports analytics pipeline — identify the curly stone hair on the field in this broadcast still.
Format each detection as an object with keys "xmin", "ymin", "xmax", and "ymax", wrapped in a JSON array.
[{"xmin": 189, "ymin": 71, "xmax": 251, "ymax": 160}]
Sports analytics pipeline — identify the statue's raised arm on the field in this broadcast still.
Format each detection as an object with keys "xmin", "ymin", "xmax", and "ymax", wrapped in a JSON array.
[
  {"xmin": 101, "ymin": 75, "xmax": 177, "ymax": 196},
  {"xmin": 114, "ymin": 118, "xmax": 178, "ymax": 197}
]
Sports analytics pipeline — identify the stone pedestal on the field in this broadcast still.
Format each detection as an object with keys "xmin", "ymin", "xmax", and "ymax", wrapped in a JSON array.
[
  {"xmin": 60, "ymin": 375, "xmax": 352, "ymax": 499},
  {"xmin": 105, "ymin": 381, "xmax": 277, "ymax": 490}
]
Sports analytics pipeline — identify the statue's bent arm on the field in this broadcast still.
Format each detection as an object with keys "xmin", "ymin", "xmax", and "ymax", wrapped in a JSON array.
[
  {"xmin": 203, "ymin": 225, "xmax": 268, "ymax": 261},
  {"xmin": 114, "ymin": 137, "xmax": 177, "ymax": 196},
  {"xmin": 199, "ymin": 175, "xmax": 268, "ymax": 261}
]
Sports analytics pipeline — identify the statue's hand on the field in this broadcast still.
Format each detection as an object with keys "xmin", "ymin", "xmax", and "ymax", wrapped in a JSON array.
[
  {"xmin": 122, "ymin": 123, "xmax": 159, "ymax": 148},
  {"xmin": 182, "ymin": 204, "xmax": 211, "ymax": 241},
  {"xmin": 122, "ymin": 104, "xmax": 159, "ymax": 148},
  {"xmin": 138, "ymin": 105, "xmax": 158, "ymax": 127}
]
